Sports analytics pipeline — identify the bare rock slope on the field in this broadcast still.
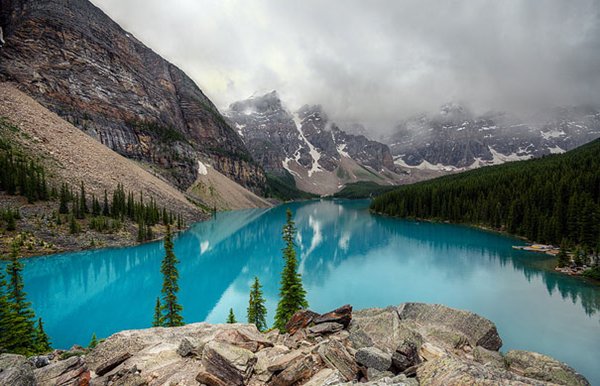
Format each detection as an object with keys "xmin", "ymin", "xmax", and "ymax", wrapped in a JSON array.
[
  {"xmin": 2, "ymin": 303, "xmax": 589, "ymax": 386},
  {"xmin": 0, "ymin": 82, "xmax": 202, "ymax": 220}
]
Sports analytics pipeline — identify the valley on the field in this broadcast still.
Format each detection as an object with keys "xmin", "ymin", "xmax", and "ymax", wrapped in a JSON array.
[{"xmin": 0, "ymin": 0, "xmax": 598, "ymax": 385}]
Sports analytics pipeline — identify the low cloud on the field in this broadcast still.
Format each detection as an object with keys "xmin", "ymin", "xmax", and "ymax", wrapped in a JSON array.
[{"xmin": 92, "ymin": 0, "xmax": 600, "ymax": 130}]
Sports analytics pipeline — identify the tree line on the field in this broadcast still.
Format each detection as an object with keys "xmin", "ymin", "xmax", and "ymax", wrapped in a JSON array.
[
  {"xmin": 0, "ymin": 139, "xmax": 49, "ymax": 203},
  {"xmin": 371, "ymin": 140, "xmax": 600, "ymax": 267},
  {"xmin": 154, "ymin": 208, "xmax": 307, "ymax": 333},
  {"xmin": 58, "ymin": 182, "xmax": 183, "ymax": 241}
]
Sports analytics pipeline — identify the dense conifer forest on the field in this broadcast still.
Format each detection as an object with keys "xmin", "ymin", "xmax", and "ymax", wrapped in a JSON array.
[{"xmin": 371, "ymin": 139, "xmax": 600, "ymax": 254}]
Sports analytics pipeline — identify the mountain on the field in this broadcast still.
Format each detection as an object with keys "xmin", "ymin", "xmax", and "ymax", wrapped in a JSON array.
[
  {"xmin": 372, "ymin": 138, "xmax": 600, "ymax": 251},
  {"xmin": 0, "ymin": 83, "xmax": 204, "ymax": 255},
  {"xmin": 0, "ymin": 0, "xmax": 266, "ymax": 196},
  {"xmin": 385, "ymin": 103, "xmax": 600, "ymax": 171},
  {"xmin": 224, "ymin": 91, "xmax": 404, "ymax": 195}
]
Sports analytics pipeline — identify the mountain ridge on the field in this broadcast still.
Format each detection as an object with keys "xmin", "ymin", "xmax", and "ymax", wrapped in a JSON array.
[
  {"xmin": 225, "ymin": 91, "xmax": 407, "ymax": 195},
  {"xmin": 0, "ymin": 0, "xmax": 266, "ymax": 198}
]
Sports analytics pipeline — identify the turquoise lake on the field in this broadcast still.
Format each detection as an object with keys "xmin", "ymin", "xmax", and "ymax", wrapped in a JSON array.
[{"xmin": 17, "ymin": 199, "xmax": 600, "ymax": 384}]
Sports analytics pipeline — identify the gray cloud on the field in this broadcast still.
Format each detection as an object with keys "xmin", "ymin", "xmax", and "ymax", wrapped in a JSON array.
[{"xmin": 92, "ymin": 0, "xmax": 600, "ymax": 130}]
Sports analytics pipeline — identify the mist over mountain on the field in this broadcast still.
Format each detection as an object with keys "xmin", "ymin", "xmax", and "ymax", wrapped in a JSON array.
[{"xmin": 92, "ymin": 0, "xmax": 600, "ymax": 132}]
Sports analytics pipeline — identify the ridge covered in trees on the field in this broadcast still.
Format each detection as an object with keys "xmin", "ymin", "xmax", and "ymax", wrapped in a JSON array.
[{"xmin": 371, "ymin": 139, "xmax": 600, "ymax": 253}]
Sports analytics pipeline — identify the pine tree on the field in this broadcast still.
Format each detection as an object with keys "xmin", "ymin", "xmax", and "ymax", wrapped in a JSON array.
[
  {"xmin": 152, "ymin": 297, "xmax": 162, "ymax": 327},
  {"xmin": 274, "ymin": 209, "xmax": 308, "ymax": 331},
  {"xmin": 227, "ymin": 308, "xmax": 237, "ymax": 324},
  {"xmin": 5, "ymin": 245, "xmax": 36, "ymax": 355},
  {"xmin": 573, "ymin": 247, "xmax": 584, "ymax": 267},
  {"xmin": 137, "ymin": 219, "xmax": 145, "ymax": 242},
  {"xmin": 33, "ymin": 318, "xmax": 51, "ymax": 353},
  {"xmin": 102, "ymin": 190, "xmax": 110, "ymax": 216},
  {"xmin": 159, "ymin": 226, "xmax": 184, "ymax": 327},
  {"xmin": 0, "ymin": 272, "xmax": 13, "ymax": 352},
  {"xmin": 557, "ymin": 241, "xmax": 570, "ymax": 268},
  {"xmin": 59, "ymin": 183, "xmax": 70, "ymax": 214},
  {"xmin": 88, "ymin": 333, "xmax": 98, "ymax": 349},
  {"xmin": 92, "ymin": 195, "xmax": 101, "ymax": 216},
  {"xmin": 247, "ymin": 276, "xmax": 267, "ymax": 331},
  {"xmin": 80, "ymin": 181, "xmax": 89, "ymax": 214},
  {"xmin": 69, "ymin": 215, "xmax": 80, "ymax": 234},
  {"xmin": 6, "ymin": 211, "xmax": 16, "ymax": 231}
]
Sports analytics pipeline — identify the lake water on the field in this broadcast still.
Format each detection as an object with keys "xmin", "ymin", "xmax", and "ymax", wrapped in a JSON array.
[{"xmin": 16, "ymin": 199, "xmax": 600, "ymax": 384}]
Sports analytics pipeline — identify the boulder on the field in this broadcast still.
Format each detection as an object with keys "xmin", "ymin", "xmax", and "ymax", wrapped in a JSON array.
[
  {"xmin": 472, "ymin": 346, "xmax": 505, "ymax": 369},
  {"xmin": 266, "ymin": 349, "xmax": 304, "ymax": 372},
  {"xmin": 268, "ymin": 353, "xmax": 318, "ymax": 386},
  {"xmin": 34, "ymin": 355, "xmax": 88, "ymax": 386},
  {"xmin": 391, "ymin": 341, "xmax": 421, "ymax": 372},
  {"xmin": 303, "ymin": 368, "xmax": 344, "ymax": 386},
  {"xmin": 29, "ymin": 355, "xmax": 50, "ymax": 368},
  {"xmin": 418, "ymin": 342, "xmax": 447, "ymax": 362},
  {"xmin": 94, "ymin": 352, "xmax": 131, "ymax": 376},
  {"xmin": 0, "ymin": 354, "xmax": 35, "ymax": 386},
  {"xmin": 214, "ymin": 325, "xmax": 274, "ymax": 352},
  {"xmin": 367, "ymin": 367, "xmax": 395, "ymax": 381},
  {"xmin": 308, "ymin": 322, "xmax": 344, "ymax": 336},
  {"xmin": 505, "ymin": 350, "xmax": 590, "ymax": 386},
  {"xmin": 201, "ymin": 340, "xmax": 256, "ymax": 385},
  {"xmin": 313, "ymin": 304, "xmax": 353, "ymax": 328},
  {"xmin": 397, "ymin": 303, "xmax": 502, "ymax": 351},
  {"xmin": 350, "ymin": 307, "xmax": 407, "ymax": 352},
  {"xmin": 176, "ymin": 337, "xmax": 197, "ymax": 357},
  {"xmin": 317, "ymin": 339, "xmax": 359, "ymax": 381},
  {"xmin": 285, "ymin": 309, "xmax": 320, "ymax": 334},
  {"xmin": 355, "ymin": 347, "xmax": 392, "ymax": 372},
  {"xmin": 417, "ymin": 356, "xmax": 554, "ymax": 385},
  {"xmin": 252, "ymin": 345, "xmax": 290, "ymax": 383}
]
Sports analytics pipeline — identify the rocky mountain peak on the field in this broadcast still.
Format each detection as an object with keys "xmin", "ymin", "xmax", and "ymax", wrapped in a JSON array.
[
  {"xmin": 226, "ymin": 93, "xmax": 403, "ymax": 195},
  {"xmin": 0, "ymin": 0, "xmax": 266, "ymax": 196},
  {"xmin": 386, "ymin": 103, "xmax": 600, "ymax": 170},
  {"xmin": 229, "ymin": 90, "xmax": 283, "ymax": 114}
]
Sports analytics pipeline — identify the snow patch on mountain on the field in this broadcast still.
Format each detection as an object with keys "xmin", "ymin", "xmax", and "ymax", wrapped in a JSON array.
[{"xmin": 197, "ymin": 160, "xmax": 208, "ymax": 176}]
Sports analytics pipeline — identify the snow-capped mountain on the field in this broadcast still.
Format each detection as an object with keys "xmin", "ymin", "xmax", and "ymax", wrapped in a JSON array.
[
  {"xmin": 224, "ymin": 91, "xmax": 403, "ymax": 195},
  {"xmin": 385, "ymin": 103, "xmax": 600, "ymax": 171}
]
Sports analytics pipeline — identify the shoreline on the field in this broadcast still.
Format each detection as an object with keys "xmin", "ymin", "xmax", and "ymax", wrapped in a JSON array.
[{"xmin": 369, "ymin": 209, "xmax": 600, "ymax": 285}]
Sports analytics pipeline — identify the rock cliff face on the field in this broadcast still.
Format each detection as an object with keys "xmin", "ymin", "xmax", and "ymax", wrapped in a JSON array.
[
  {"xmin": 225, "ymin": 91, "xmax": 403, "ymax": 195},
  {"xmin": 386, "ymin": 103, "xmax": 600, "ymax": 171},
  {"xmin": 0, "ymin": 0, "xmax": 266, "ymax": 194},
  {"xmin": 1, "ymin": 303, "xmax": 589, "ymax": 385}
]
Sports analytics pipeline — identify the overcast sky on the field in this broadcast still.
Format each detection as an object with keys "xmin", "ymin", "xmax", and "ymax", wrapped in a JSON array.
[{"xmin": 92, "ymin": 0, "xmax": 600, "ymax": 129}]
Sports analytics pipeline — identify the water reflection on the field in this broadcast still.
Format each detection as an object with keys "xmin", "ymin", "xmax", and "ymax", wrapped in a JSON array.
[{"xmin": 14, "ymin": 199, "xmax": 600, "ymax": 384}]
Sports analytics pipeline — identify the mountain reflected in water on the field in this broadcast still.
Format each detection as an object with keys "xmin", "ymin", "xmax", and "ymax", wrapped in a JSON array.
[{"xmin": 16, "ymin": 199, "xmax": 600, "ymax": 384}]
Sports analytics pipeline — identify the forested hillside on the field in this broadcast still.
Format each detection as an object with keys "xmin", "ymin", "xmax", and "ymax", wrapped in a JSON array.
[{"xmin": 371, "ymin": 139, "xmax": 600, "ymax": 251}]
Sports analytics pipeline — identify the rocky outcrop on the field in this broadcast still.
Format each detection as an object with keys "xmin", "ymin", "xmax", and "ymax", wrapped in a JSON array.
[
  {"xmin": 1, "ymin": 303, "xmax": 589, "ymax": 385},
  {"xmin": 225, "ymin": 92, "xmax": 403, "ymax": 195},
  {"xmin": 505, "ymin": 350, "xmax": 590, "ymax": 386},
  {"xmin": 0, "ymin": 354, "xmax": 35, "ymax": 386},
  {"xmin": 0, "ymin": 0, "xmax": 266, "ymax": 194}
]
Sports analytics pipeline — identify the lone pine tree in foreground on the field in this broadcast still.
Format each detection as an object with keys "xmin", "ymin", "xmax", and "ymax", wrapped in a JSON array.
[
  {"xmin": 227, "ymin": 308, "xmax": 237, "ymax": 324},
  {"xmin": 274, "ymin": 209, "xmax": 308, "ymax": 332},
  {"xmin": 1, "ymin": 246, "xmax": 41, "ymax": 355},
  {"xmin": 159, "ymin": 225, "xmax": 184, "ymax": 327},
  {"xmin": 34, "ymin": 318, "xmax": 51, "ymax": 353},
  {"xmin": 247, "ymin": 276, "xmax": 267, "ymax": 331}
]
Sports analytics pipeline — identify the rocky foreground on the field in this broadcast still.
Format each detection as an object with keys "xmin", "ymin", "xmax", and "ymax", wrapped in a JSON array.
[{"xmin": 0, "ymin": 303, "xmax": 590, "ymax": 386}]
